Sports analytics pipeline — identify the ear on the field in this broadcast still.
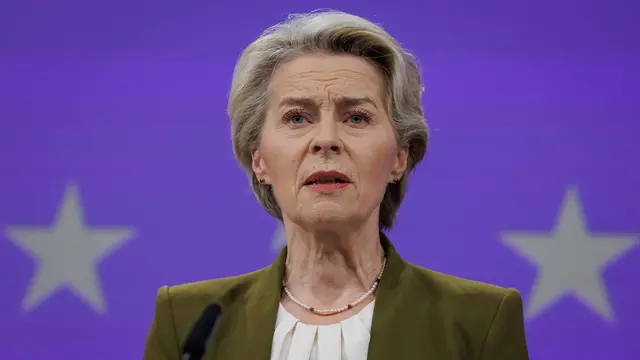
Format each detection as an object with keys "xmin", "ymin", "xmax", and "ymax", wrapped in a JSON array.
[
  {"xmin": 252, "ymin": 149, "xmax": 270, "ymax": 184},
  {"xmin": 389, "ymin": 148, "xmax": 408, "ymax": 183}
]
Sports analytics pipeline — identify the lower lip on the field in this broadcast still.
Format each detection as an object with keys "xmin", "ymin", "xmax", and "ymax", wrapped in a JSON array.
[{"xmin": 305, "ymin": 183, "xmax": 350, "ymax": 192}]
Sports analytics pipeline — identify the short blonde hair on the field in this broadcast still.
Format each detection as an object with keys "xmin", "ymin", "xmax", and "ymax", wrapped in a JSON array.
[{"xmin": 228, "ymin": 10, "xmax": 428, "ymax": 229}]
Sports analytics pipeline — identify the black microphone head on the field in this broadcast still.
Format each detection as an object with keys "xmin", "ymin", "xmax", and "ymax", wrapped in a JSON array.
[{"xmin": 182, "ymin": 303, "xmax": 222, "ymax": 360}]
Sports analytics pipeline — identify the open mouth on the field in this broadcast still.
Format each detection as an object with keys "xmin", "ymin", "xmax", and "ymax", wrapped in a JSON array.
[{"xmin": 303, "ymin": 171, "xmax": 351, "ymax": 186}]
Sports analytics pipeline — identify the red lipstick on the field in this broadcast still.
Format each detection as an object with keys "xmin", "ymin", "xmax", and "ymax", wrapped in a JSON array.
[{"xmin": 303, "ymin": 171, "xmax": 351, "ymax": 193}]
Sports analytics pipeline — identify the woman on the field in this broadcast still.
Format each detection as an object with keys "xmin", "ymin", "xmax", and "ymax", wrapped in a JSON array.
[{"xmin": 144, "ymin": 10, "xmax": 529, "ymax": 360}]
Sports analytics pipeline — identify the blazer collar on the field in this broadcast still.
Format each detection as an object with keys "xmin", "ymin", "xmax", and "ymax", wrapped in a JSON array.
[{"xmin": 220, "ymin": 232, "xmax": 435, "ymax": 360}]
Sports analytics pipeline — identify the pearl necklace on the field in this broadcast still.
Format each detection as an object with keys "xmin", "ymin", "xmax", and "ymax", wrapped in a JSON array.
[{"xmin": 281, "ymin": 256, "xmax": 387, "ymax": 316}]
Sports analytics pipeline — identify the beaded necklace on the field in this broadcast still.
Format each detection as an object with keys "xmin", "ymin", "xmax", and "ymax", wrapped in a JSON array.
[{"xmin": 281, "ymin": 256, "xmax": 387, "ymax": 316}]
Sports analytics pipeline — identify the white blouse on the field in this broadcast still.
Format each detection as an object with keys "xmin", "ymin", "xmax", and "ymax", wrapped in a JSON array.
[{"xmin": 270, "ymin": 301, "xmax": 376, "ymax": 360}]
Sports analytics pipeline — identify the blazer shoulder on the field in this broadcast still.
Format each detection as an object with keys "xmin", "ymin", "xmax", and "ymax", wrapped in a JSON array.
[
  {"xmin": 409, "ymin": 263, "xmax": 513, "ymax": 301},
  {"xmin": 405, "ymin": 264, "xmax": 528, "ymax": 359},
  {"xmin": 407, "ymin": 263, "xmax": 522, "ymax": 327},
  {"xmin": 165, "ymin": 266, "xmax": 268, "ymax": 306},
  {"xmin": 143, "ymin": 266, "xmax": 272, "ymax": 360}
]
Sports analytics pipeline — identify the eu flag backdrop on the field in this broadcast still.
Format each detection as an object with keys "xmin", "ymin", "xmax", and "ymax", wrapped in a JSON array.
[{"xmin": 1, "ymin": 1, "xmax": 639, "ymax": 359}]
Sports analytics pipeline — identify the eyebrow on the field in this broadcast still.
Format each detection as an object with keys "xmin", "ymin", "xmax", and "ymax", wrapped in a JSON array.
[{"xmin": 278, "ymin": 95, "xmax": 378, "ymax": 110}]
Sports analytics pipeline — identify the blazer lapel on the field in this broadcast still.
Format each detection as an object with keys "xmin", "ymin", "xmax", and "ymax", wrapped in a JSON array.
[
  {"xmin": 242, "ymin": 249, "xmax": 287, "ymax": 360},
  {"xmin": 205, "ymin": 248, "xmax": 285, "ymax": 360},
  {"xmin": 367, "ymin": 233, "xmax": 447, "ymax": 360}
]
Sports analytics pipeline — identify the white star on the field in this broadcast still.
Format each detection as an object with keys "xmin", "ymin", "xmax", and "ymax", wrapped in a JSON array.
[
  {"xmin": 502, "ymin": 187, "xmax": 638, "ymax": 323},
  {"xmin": 4, "ymin": 183, "xmax": 135, "ymax": 313},
  {"xmin": 271, "ymin": 223, "xmax": 286, "ymax": 252}
]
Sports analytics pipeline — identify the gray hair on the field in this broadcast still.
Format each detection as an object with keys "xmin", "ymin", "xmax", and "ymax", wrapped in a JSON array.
[{"xmin": 228, "ymin": 10, "xmax": 429, "ymax": 229}]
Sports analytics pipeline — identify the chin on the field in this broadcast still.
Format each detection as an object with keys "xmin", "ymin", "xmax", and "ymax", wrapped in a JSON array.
[{"xmin": 301, "ymin": 203, "xmax": 353, "ymax": 228}]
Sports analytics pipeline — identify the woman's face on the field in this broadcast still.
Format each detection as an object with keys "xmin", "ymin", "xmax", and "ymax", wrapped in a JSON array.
[{"xmin": 253, "ymin": 54, "xmax": 407, "ymax": 229}]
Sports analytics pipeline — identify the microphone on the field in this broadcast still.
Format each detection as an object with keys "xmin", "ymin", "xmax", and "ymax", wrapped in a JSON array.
[{"xmin": 181, "ymin": 303, "xmax": 222, "ymax": 360}]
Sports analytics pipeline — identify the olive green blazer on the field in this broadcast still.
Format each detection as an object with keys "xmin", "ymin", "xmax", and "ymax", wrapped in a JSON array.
[{"xmin": 144, "ymin": 234, "xmax": 529, "ymax": 359}]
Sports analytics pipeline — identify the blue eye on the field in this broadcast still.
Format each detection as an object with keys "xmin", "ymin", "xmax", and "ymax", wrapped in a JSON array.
[
  {"xmin": 290, "ymin": 114, "xmax": 305, "ymax": 124},
  {"xmin": 349, "ymin": 115, "xmax": 365, "ymax": 124}
]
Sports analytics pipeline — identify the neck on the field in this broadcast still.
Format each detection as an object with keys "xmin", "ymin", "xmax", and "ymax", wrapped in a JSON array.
[{"xmin": 281, "ymin": 215, "xmax": 385, "ymax": 309}]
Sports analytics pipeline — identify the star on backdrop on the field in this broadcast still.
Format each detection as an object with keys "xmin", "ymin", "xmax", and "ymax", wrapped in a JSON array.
[
  {"xmin": 271, "ymin": 223, "xmax": 286, "ymax": 252},
  {"xmin": 502, "ymin": 187, "xmax": 638, "ymax": 323},
  {"xmin": 4, "ymin": 183, "xmax": 135, "ymax": 314}
]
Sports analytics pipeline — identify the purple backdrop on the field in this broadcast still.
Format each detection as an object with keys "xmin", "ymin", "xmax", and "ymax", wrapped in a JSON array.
[{"xmin": 1, "ymin": 0, "xmax": 639, "ymax": 359}]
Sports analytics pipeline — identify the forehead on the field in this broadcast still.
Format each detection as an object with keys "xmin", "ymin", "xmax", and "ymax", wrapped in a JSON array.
[{"xmin": 268, "ymin": 54, "xmax": 385, "ymax": 103}]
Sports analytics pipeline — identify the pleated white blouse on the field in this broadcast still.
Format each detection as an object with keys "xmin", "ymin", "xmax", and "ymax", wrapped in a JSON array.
[{"xmin": 270, "ymin": 301, "xmax": 375, "ymax": 360}]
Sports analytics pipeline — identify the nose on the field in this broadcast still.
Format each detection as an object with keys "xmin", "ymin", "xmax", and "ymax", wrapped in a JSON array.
[{"xmin": 310, "ymin": 115, "xmax": 342, "ymax": 155}]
